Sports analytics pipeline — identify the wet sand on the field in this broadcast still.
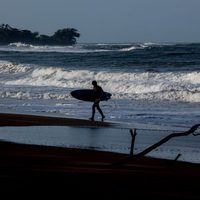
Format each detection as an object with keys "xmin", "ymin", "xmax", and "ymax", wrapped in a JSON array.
[
  {"xmin": 0, "ymin": 113, "xmax": 200, "ymax": 199},
  {"xmin": 0, "ymin": 113, "xmax": 112, "ymax": 127}
]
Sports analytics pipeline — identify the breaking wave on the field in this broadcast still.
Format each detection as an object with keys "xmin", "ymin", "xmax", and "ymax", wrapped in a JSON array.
[{"xmin": 0, "ymin": 61, "xmax": 199, "ymax": 102}]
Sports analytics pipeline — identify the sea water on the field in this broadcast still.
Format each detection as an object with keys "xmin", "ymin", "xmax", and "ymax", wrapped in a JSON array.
[
  {"xmin": 0, "ymin": 42, "xmax": 199, "ymax": 162},
  {"xmin": 0, "ymin": 125, "xmax": 199, "ymax": 163}
]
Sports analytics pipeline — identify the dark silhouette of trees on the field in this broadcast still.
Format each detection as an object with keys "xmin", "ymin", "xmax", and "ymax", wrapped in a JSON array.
[
  {"xmin": 0, "ymin": 24, "xmax": 80, "ymax": 45},
  {"xmin": 52, "ymin": 28, "xmax": 80, "ymax": 45}
]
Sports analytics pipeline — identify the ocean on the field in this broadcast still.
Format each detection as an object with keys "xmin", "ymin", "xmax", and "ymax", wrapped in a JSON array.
[{"xmin": 0, "ymin": 42, "xmax": 200, "ymax": 163}]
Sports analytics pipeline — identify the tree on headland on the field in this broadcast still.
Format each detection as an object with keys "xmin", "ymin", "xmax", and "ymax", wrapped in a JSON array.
[
  {"xmin": 52, "ymin": 28, "xmax": 80, "ymax": 45},
  {"xmin": 0, "ymin": 24, "xmax": 80, "ymax": 45}
]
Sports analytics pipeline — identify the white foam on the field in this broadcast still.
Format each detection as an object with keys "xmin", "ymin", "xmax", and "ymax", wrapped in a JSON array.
[
  {"xmin": 0, "ymin": 60, "xmax": 31, "ymax": 74},
  {"xmin": 0, "ymin": 61, "xmax": 199, "ymax": 102},
  {"xmin": 0, "ymin": 43, "xmax": 112, "ymax": 53},
  {"xmin": 120, "ymin": 46, "xmax": 137, "ymax": 51}
]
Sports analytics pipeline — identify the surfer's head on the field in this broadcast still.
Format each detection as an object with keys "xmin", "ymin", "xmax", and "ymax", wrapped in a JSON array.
[{"xmin": 92, "ymin": 80, "xmax": 97, "ymax": 86}]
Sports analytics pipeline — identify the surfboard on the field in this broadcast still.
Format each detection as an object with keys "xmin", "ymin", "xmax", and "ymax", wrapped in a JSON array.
[{"xmin": 70, "ymin": 89, "xmax": 112, "ymax": 102}]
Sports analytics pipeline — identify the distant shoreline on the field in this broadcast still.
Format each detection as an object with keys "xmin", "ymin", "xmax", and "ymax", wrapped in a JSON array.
[{"xmin": 0, "ymin": 24, "xmax": 80, "ymax": 45}]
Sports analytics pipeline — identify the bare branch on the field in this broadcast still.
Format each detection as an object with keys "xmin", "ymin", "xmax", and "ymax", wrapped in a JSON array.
[{"xmin": 135, "ymin": 124, "xmax": 200, "ymax": 158}]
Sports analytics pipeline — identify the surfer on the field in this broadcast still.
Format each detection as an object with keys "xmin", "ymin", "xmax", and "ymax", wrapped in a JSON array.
[{"xmin": 89, "ymin": 80, "xmax": 105, "ymax": 121}]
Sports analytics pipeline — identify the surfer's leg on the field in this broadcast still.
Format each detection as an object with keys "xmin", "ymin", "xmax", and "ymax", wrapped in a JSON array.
[
  {"xmin": 96, "ymin": 102, "xmax": 105, "ymax": 121},
  {"xmin": 98, "ymin": 109, "xmax": 105, "ymax": 121},
  {"xmin": 90, "ymin": 103, "xmax": 95, "ymax": 121}
]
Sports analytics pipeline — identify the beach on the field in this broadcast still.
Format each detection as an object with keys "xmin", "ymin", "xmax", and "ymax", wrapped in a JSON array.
[
  {"xmin": 0, "ymin": 113, "xmax": 199, "ymax": 199},
  {"xmin": 0, "ymin": 43, "xmax": 199, "ymax": 129},
  {"xmin": 0, "ymin": 43, "xmax": 199, "ymax": 198}
]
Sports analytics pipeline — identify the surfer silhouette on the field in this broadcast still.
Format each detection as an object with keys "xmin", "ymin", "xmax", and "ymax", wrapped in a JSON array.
[{"xmin": 89, "ymin": 80, "xmax": 105, "ymax": 121}]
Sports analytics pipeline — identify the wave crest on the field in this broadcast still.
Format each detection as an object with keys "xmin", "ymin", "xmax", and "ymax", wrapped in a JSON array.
[{"xmin": 0, "ymin": 62, "xmax": 199, "ymax": 102}]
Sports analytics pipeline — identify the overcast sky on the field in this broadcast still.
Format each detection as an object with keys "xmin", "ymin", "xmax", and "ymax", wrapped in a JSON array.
[{"xmin": 0, "ymin": 0, "xmax": 200, "ymax": 43}]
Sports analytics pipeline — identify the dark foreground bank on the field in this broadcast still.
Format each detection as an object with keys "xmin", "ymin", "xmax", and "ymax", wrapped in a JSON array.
[
  {"xmin": 0, "ymin": 139, "xmax": 200, "ymax": 199},
  {"xmin": 0, "ymin": 113, "xmax": 200, "ymax": 199}
]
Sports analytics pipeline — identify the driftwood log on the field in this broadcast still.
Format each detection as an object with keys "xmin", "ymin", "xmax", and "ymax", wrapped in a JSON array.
[
  {"xmin": 135, "ymin": 123, "xmax": 200, "ymax": 157},
  {"xmin": 114, "ymin": 123, "xmax": 200, "ymax": 166}
]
